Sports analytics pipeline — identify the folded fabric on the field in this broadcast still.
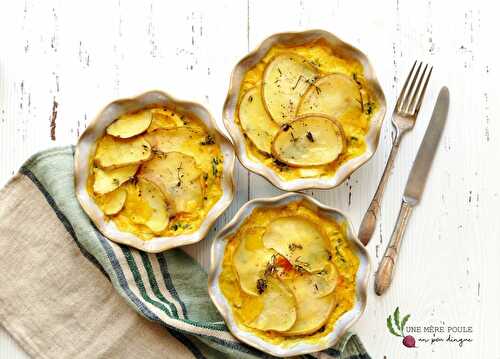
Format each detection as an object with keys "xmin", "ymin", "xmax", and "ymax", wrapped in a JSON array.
[{"xmin": 0, "ymin": 146, "xmax": 370, "ymax": 359}]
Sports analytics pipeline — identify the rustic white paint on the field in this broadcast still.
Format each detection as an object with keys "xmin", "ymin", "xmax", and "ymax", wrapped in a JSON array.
[{"xmin": 1, "ymin": 0, "xmax": 498, "ymax": 358}]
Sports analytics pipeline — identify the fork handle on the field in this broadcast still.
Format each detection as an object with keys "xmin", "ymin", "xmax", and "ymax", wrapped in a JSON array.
[
  {"xmin": 374, "ymin": 200, "xmax": 413, "ymax": 295},
  {"xmin": 358, "ymin": 139, "xmax": 401, "ymax": 246}
]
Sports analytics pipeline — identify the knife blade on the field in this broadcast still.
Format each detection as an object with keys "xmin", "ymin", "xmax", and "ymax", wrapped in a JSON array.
[
  {"xmin": 374, "ymin": 87, "xmax": 450, "ymax": 295},
  {"xmin": 403, "ymin": 86, "xmax": 449, "ymax": 205}
]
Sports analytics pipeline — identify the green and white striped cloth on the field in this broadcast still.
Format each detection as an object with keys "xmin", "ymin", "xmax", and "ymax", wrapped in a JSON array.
[{"xmin": 0, "ymin": 146, "xmax": 370, "ymax": 359}]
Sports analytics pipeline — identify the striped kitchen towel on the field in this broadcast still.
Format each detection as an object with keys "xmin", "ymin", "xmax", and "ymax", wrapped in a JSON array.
[{"xmin": 0, "ymin": 146, "xmax": 370, "ymax": 359}]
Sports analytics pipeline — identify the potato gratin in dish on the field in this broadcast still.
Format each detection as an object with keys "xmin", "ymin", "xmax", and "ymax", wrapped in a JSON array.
[
  {"xmin": 209, "ymin": 194, "xmax": 370, "ymax": 356},
  {"xmin": 87, "ymin": 107, "xmax": 224, "ymax": 239},
  {"xmin": 224, "ymin": 30, "xmax": 386, "ymax": 191},
  {"xmin": 237, "ymin": 43, "xmax": 377, "ymax": 179},
  {"xmin": 220, "ymin": 200, "xmax": 358, "ymax": 341},
  {"xmin": 75, "ymin": 91, "xmax": 235, "ymax": 252}
]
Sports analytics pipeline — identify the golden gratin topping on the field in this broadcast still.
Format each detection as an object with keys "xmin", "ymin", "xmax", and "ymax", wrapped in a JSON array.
[
  {"xmin": 236, "ymin": 39, "xmax": 378, "ymax": 180},
  {"xmin": 219, "ymin": 200, "xmax": 360, "ymax": 346},
  {"xmin": 87, "ymin": 107, "xmax": 224, "ymax": 240}
]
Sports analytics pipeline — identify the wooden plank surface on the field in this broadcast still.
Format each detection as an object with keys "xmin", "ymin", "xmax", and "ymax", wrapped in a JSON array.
[{"xmin": 1, "ymin": 0, "xmax": 498, "ymax": 358}]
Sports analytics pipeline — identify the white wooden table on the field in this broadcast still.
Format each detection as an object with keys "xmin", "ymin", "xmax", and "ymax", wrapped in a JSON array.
[{"xmin": 1, "ymin": 1, "xmax": 498, "ymax": 358}]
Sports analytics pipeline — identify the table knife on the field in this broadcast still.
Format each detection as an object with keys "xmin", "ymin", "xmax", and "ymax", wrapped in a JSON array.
[{"xmin": 374, "ymin": 87, "xmax": 449, "ymax": 295}]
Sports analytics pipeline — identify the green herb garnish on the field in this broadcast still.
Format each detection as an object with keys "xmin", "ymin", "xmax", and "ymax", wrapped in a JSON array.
[
  {"xmin": 288, "ymin": 243, "xmax": 303, "ymax": 252},
  {"xmin": 200, "ymin": 135, "xmax": 215, "ymax": 146},
  {"xmin": 211, "ymin": 157, "xmax": 220, "ymax": 177},
  {"xmin": 256, "ymin": 278, "xmax": 267, "ymax": 294},
  {"xmin": 306, "ymin": 131, "xmax": 314, "ymax": 142},
  {"xmin": 365, "ymin": 101, "xmax": 374, "ymax": 115}
]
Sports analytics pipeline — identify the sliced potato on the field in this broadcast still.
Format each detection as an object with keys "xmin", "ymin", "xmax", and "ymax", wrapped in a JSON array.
[
  {"xmin": 121, "ymin": 182, "xmax": 152, "ymax": 225},
  {"xmin": 245, "ymin": 277, "xmax": 297, "ymax": 332},
  {"xmin": 139, "ymin": 179, "xmax": 170, "ymax": 233},
  {"xmin": 272, "ymin": 115, "xmax": 345, "ymax": 167},
  {"xmin": 302, "ymin": 263, "xmax": 338, "ymax": 298},
  {"xmin": 106, "ymin": 110, "xmax": 153, "ymax": 138},
  {"xmin": 262, "ymin": 216, "xmax": 331, "ymax": 273},
  {"xmin": 94, "ymin": 135, "xmax": 151, "ymax": 169},
  {"xmin": 262, "ymin": 53, "xmax": 318, "ymax": 125},
  {"xmin": 147, "ymin": 112, "xmax": 180, "ymax": 132},
  {"xmin": 297, "ymin": 73, "xmax": 362, "ymax": 120},
  {"xmin": 283, "ymin": 275, "xmax": 335, "ymax": 336},
  {"xmin": 145, "ymin": 126, "xmax": 220, "ymax": 178},
  {"xmin": 238, "ymin": 87, "xmax": 280, "ymax": 154},
  {"xmin": 121, "ymin": 179, "xmax": 170, "ymax": 233},
  {"xmin": 144, "ymin": 127, "xmax": 215, "ymax": 174},
  {"xmin": 232, "ymin": 227, "xmax": 276, "ymax": 296},
  {"xmin": 95, "ymin": 187, "xmax": 127, "ymax": 215},
  {"xmin": 112, "ymin": 211, "xmax": 155, "ymax": 240},
  {"xmin": 93, "ymin": 164, "xmax": 139, "ymax": 195},
  {"xmin": 151, "ymin": 109, "xmax": 189, "ymax": 127},
  {"xmin": 139, "ymin": 152, "xmax": 203, "ymax": 215},
  {"xmin": 237, "ymin": 293, "xmax": 264, "ymax": 325},
  {"xmin": 145, "ymin": 127, "xmax": 203, "ymax": 152}
]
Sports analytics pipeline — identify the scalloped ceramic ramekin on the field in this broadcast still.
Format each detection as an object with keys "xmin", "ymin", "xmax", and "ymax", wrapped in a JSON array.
[
  {"xmin": 75, "ymin": 90, "xmax": 235, "ymax": 253},
  {"xmin": 208, "ymin": 192, "xmax": 370, "ymax": 357},
  {"xmin": 223, "ymin": 29, "xmax": 386, "ymax": 191}
]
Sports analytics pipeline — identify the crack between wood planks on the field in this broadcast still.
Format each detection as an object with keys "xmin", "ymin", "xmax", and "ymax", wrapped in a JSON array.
[
  {"xmin": 246, "ymin": 0, "xmax": 250, "ymax": 51},
  {"xmin": 49, "ymin": 99, "xmax": 58, "ymax": 141},
  {"xmin": 246, "ymin": 0, "xmax": 251, "ymax": 200},
  {"xmin": 346, "ymin": 176, "xmax": 352, "ymax": 207}
]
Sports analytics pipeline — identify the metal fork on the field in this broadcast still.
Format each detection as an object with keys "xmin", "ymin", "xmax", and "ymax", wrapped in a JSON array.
[{"xmin": 358, "ymin": 61, "xmax": 433, "ymax": 246}]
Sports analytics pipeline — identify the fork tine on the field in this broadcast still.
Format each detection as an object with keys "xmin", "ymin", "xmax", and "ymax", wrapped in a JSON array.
[
  {"xmin": 396, "ymin": 61, "xmax": 417, "ymax": 111},
  {"xmin": 413, "ymin": 66, "xmax": 433, "ymax": 115},
  {"xmin": 408, "ymin": 64, "xmax": 429, "ymax": 114},
  {"xmin": 401, "ymin": 62, "xmax": 423, "ymax": 113}
]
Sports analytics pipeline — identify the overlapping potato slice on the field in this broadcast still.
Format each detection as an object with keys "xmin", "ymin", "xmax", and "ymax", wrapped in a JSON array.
[
  {"xmin": 262, "ymin": 216, "xmax": 331, "ymax": 273},
  {"xmin": 238, "ymin": 87, "xmax": 280, "ymax": 154},
  {"xmin": 232, "ymin": 227, "xmax": 276, "ymax": 296},
  {"xmin": 283, "ymin": 274, "xmax": 336, "ymax": 336},
  {"xmin": 147, "ymin": 112, "xmax": 181, "ymax": 132},
  {"xmin": 139, "ymin": 152, "xmax": 203, "ymax": 215},
  {"xmin": 245, "ymin": 277, "xmax": 297, "ymax": 332},
  {"xmin": 144, "ymin": 128, "xmax": 214, "ymax": 174},
  {"xmin": 95, "ymin": 187, "xmax": 127, "ymax": 215},
  {"xmin": 272, "ymin": 115, "xmax": 345, "ymax": 167},
  {"xmin": 303, "ymin": 263, "xmax": 339, "ymax": 298},
  {"xmin": 121, "ymin": 182, "xmax": 152, "ymax": 225},
  {"xmin": 152, "ymin": 109, "xmax": 189, "ymax": 126},
  {"xmin": 93, "ymin": 164, "xmax": 139, "ymax": 195},
  {"xmin": 237, "ymin": 293, "xmax": 265, "ymax": 324},
  {"xmin": 139, "ymin": 179, "xmax": 170, "ymax": 233},
  {"xmin": 121, "ymin": 179, "xmax": 170, "ymax": 233},
  {"xmin": 106, "ymin": 111, "xmax": 153, "ymax": 138},
  {"xmin": 94, "ymin": 135, "xmax": 151, "ymax": 169},
  {"xmin": 145, "ymin": 127, "xmax": 203, "ymax": 151},
  {"xmin": 262, "ymin": 53, "xmax": 318, "ymax": 125},
  {"xmin": 297, "ymin": 73, "xmax": 362, "ymax": 120}
]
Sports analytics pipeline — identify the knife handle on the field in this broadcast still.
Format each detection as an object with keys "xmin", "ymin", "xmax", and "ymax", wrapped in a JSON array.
[
  {"xmin": 374, "ymin": 200, "xmax": 413, "ymax": 296},
  {"xmin": 358, "ymin": 141, "xmax": 401, "ymax": 246}
]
